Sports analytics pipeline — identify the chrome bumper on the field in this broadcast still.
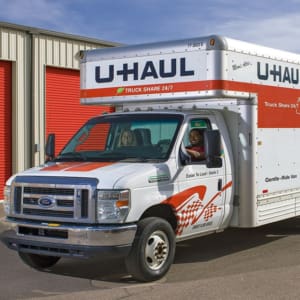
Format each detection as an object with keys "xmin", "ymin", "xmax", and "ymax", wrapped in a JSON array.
[{"xmin": 0, "ymin": 217, "xmax": 137, "ymax": 258}]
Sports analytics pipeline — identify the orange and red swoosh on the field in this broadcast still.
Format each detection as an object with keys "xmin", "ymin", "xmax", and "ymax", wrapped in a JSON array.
[{"xmin": 41, "ymin": 162, "xmax": 114, "ymax": 172}]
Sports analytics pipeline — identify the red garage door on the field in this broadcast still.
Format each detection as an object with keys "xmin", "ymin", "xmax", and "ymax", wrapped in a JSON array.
[
  {"xmin": 46, "ymin": 67, "xmax": 113, "ymax": 156},
  {"xmin": 0, "ymin": 61, "xmax": 12, "ymax": 197}
]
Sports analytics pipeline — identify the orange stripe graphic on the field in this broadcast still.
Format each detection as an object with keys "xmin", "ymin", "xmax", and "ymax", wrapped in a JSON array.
[
  {"xmin": 191, "ymin": 181, "xmax": 233, "ymax": 225},
  {"xmin": 162, "ymin": 185, "xmax": 207, "ymax": 209},
  {"xmin": 66, "ymin": 162, "xmax": 114, "ymax": 171},
  {"xmin": 80, "ymin": 80, "xmax": 222, "ymax": 98},
  {"xmin": 161, "ymin": 181, "xmax": 232, "ymax": 236},
  {"xmin": 41, "ymin": 162, "xmax": 114, "ymax": 172},
  {"xmin": 41, "ymin": 162, "xmax": 82, "ymax": 171},
  {"xmin": 81, "ymin": 79, "xmax": 300, "ymax": 128}
]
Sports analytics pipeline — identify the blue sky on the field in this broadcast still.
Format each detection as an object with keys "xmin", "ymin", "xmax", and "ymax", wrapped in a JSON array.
[{"xmin": 1, "ymin": 0, "xmax": 300, "ymax": 52}]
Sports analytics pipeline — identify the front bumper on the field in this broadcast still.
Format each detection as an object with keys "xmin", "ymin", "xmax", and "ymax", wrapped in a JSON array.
[{"xmin": 0, "ymin": 217, "xmax": 137, "ymax": 258}]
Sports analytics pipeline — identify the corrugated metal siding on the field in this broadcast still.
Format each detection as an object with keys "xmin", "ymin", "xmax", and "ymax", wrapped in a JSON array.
[
  {"xmin": 0, "ymin": 27, "xmax": 31, "ymax": 175},
  {"xmin": 32, "ymin": 34, "xmax": 113, "ymax": 165},
  {"xmin": 0, "ymin": 60, "xmax": 12, "ymax": 196},
  {"xmin": 76, "ymin": 123, "xmax": 110, "ymax": 152},
  {"xmin": 44, "ymin": 37, "xmax": 95, "ymax": 69},
  {"xmin": 0, "ymin": 23, "xmax": 118, "ymax": 172},
  {"xmin": 45, "ymin": 67, "xmax": 113, "ymax": 155},
  {"xmin": 0, "ymin": 28, "xmax": 17, "ymax": 60}
]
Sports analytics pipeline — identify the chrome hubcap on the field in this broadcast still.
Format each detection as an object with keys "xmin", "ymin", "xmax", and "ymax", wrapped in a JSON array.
[{"xmin": 145, "ymin": 230, "xmax": 169, "ymax": 270}]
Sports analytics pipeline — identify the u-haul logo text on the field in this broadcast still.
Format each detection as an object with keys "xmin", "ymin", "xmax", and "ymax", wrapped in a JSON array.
[
  {"xmin": 257, "ymin": 62, "xmax": 299, "ymax": 84},
  {"xmin": 94, "ymin": 57, "xmax": 195, "ymax": 83}
]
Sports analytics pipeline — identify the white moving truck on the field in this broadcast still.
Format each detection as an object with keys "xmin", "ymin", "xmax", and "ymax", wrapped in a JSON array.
[{"xmin": 1, "ymin": 35, "xmax": 300, "ymax": 282}]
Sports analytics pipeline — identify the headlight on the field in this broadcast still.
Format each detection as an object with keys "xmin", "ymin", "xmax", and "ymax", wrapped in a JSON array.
[
  {"xmin": 97, "ymin": 189, "xmax": 130, "ymax": 223},
  {"xmin": 3, "ymin": 185, "xmax": 11, "ymax": 215}
]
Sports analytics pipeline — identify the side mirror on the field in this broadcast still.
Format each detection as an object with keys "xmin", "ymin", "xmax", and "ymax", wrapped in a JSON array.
[
  {"xmin": 45, "ymin": 133, "xmax": 55, "ymax": 162},
  {"xmin": 204, "ymin": 130, "xmax": 222, "ymax": 168}
]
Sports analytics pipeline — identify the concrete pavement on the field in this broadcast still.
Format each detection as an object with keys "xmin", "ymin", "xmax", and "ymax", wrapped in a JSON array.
[
  {"xmin": 27, "ymin": 264, "xmax": 300, "ymax": 300},
  {"xmin": 0, "ymin": 202, "xmax": 299, "ymax": 299}
]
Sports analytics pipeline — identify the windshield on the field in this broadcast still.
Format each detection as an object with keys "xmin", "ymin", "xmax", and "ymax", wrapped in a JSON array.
[{"xmin": 55, "ymin": 113, "xmax": 183, "ymax": 162}]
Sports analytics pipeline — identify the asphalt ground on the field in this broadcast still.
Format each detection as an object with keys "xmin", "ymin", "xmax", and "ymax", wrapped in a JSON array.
[{"xmin": 0, "ymin": 203, "xmax": 299, "ymax": 300}]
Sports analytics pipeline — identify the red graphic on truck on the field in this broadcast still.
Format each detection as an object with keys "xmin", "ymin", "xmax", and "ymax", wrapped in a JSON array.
[{"xmin": 163, "ymin": 181, "xmax": 232, "ymax": 235}]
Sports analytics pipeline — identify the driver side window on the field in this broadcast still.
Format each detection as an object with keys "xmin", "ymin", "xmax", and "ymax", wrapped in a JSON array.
[{"xmin": 183, "ymin": 119, "xmax": 210, "ymax": 163}]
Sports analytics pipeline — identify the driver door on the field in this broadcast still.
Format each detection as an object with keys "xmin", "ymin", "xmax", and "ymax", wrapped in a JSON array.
[{"xmin": 176, "ymin": 117, "xmax": 226, "ymax": 237}]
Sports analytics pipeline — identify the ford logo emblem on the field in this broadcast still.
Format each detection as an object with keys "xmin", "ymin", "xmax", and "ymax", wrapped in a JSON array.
[{"xmin": 38, "ymin": 196, "xmax": 55, "ymax": 208}]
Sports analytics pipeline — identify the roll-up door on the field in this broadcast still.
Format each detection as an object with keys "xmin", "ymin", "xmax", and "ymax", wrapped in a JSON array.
[
  {"xmin": 46, "ymin": 67, "xmax": 113, "ymax": 156},
  {"xmin": 0, "ymin": 61, "xmax": 12, "ymax": 197}
]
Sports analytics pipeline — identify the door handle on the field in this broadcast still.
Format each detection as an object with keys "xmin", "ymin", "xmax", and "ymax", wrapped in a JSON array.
[{"xmin": 218, "ymin": 179, "xmax": 222, "ymax": 191}]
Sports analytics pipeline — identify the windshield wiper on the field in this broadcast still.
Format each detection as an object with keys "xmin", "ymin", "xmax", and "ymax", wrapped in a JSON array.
[
  {"xmin": 119, "ymin": 156, "xmax": 160, "ymax": 162},
  {"xmin": 55, "ymin": 152, "xmax": 86, "ymax": 161}
]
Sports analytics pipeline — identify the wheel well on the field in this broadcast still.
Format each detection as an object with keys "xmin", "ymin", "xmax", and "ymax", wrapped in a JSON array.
[{"xmin": 140, "ymin": 204, "xmax": 177, "ymax": 231}]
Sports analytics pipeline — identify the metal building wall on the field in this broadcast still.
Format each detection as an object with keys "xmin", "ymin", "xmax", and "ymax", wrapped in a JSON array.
[
  {"xmin": 0, "ymin": 22, "xmax": 119, "ymax": 175},
  {"xmin": 0, "ymin": 26, "xmax": 30, "ymax": 174},
  {"xmin": 31, "ymin": 33, "xmax": 115, "ymax": 166}
]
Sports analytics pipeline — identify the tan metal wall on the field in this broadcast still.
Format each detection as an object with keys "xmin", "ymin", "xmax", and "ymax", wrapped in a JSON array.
[
  {"xmin": 0, "ymin": 26, "xmax": 30, "ymax": 174},
  {"xmin": 31, "ymin": 34, "xmax": 110, "ymax": 166},
  {"xmin": 0, "ymin": 22, "xmax": 119, "ymax": 174}
]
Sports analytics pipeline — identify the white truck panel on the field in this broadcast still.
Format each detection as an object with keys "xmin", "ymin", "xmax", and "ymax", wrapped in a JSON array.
[
  {"xmin": 257, "ymin": 129, "xmax": 300, "ymax": 193},
  {"xmin": 255, "ymin": 127, "xmax": 300, "ymax": 225}
]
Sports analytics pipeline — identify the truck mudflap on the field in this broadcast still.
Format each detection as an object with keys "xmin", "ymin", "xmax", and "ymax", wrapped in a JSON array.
[{"xmin": 0, "ymin": 217, "xmax": 137, "ymax": 259}]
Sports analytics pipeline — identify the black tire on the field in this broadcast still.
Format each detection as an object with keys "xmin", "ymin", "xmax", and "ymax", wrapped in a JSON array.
[
  {"xmin": 125, "ymin": 217, "xmax": 176, "ymax": 282},
  {"xmin": 18, "ymin": 252, "xmax": 60, "ymax": 269}
]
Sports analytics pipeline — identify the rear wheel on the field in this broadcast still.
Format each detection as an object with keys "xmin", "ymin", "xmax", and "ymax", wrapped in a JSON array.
[
  {"xmin": 125, "ymin": 217, "xmax": 175, "ymax": 282},
  {"xmin": 18, "ymin": 252, "xmax": 60, "ymax": 269}
]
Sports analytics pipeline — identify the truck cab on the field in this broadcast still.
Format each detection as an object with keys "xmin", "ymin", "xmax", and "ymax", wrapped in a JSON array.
[{"xmin": 1, "ymin": 109, "xmax": 233, "ymax": 281}]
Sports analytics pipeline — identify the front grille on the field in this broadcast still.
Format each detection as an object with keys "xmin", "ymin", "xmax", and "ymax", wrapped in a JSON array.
[
  {"xmin": 11, "ymin": 176, "xmax": 98, "ymax": 223},
  {"xmin": 57, "ymin": 199, "xmax": 74, "ymax": 207},
  {"xmin": 24, "ymin": 187, "xmax": 74, "ymax": 196},
  {"xmin": 18, "ymin": 226, "xmax": 68, "ymax": 239},
  {"xmin": 17, "ymin": 244, "xmax": 84, "ymax": 257},
  {"xmin": 23, "ymin": 198, "xmax": 74, "ymax": 207},
  {"xmin": 22, "ymin": 208, "xmax": 74, "ymax": 218}
]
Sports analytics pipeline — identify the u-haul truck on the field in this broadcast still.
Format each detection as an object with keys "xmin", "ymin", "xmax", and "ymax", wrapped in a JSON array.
[{"xmin": 1, "ymin": 35, "xmax": 300, "ymax": 281}]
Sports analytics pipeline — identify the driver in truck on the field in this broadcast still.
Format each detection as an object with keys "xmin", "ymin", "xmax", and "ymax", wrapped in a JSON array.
[
  {"xmin": 186, "ymin": 128, "xmax": 205, "ymax": 160},
  {"xmin": 118, "ymin": 129, "xmax": 137, "ymax": 147}
]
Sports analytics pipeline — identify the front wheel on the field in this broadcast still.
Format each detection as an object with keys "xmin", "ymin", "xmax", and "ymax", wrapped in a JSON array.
[
  {"xmin": 125, "ymin": 217, "xmax": 176, "ymax": 282},
  {"xmin": 18, "ymin": 252, "xmax": 60, "ymax": 269}
]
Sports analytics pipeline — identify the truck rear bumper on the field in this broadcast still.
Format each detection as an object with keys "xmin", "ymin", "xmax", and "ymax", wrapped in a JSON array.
[{"xmin": 0, "ymin": 217, "xmax": 137, "ymax": 258}]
